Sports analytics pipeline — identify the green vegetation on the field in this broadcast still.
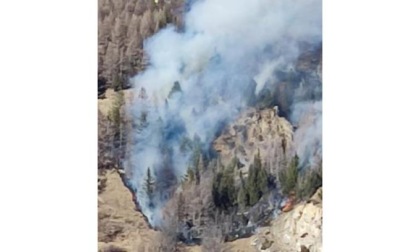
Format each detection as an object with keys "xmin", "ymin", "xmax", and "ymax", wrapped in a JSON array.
[
  {"xmin": 278, "ymin": 154, "xmax": 299, "ymax": 196},
  {"xmin": 242, "ymin": 152, "xmax": 269, "ymax": 206},
  {"xmin": 245, "ymin": 164, "xmax": 260, "ymax": 206},
  {"xmin": 296, "ymin": 161, "xmax": 322, "ymax": 200},
  {"xmin": 212, "ymin": 152, "xmax": 270, "ymax": 210},
  {"xmin": 212, "ymin": 159, "xmax": 237, "ymax": 210},
  {"xmin": 278, "ymin": 154, "xmax": 323, "ymax": 200},
  {"xmin": 237, "ymin": 171, "xmax": 248, "ymax": 209},
  {"xmin": 138, "ymin": 87, "xmax": 149, "ymax": 131},
  {"xmin": 182, "ymin": 136, "xmax": 205, "ymax": 184}
]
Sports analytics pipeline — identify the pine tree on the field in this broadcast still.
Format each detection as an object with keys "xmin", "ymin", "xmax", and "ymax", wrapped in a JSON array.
[
  {"xmin": 212, "ymin": 159, "xmax": 237, "ymax": 210},
  {"xmin": 138, "ymin": 87, "xmax": 149, "ymax": 131},
  {"xmin": 247, "ymin": 164, "xmax": 259, "ymax": 206},
  {"xmin": 144, "ymin": 167, "xmax": 155, "ymax": 207},
  {"xmin": 279, "ymin": 154, "xmax": 299, "ymax": 196},
  {"xmin": 168, "ymin": 81, "xmax": 182, "ymax": 98},
  {"xmin": 254, "ymin": 150, "xmax": 262, "ymax": 170},
  {"xmin": 257, "ymin": 166, "xmax": 269, "ymax": 195},
  {"xmin": 186, "ymin": 166, "xmax": 195, "ymax": 183},
  {"xmin": 246, "ymin": 152, "xmax": 269, "ymax": 206},
  {"xmin": 220, "ymin": 163, "xmax": 236, "ymax": 209},
  {"xmin": 237, "ymin": 171, "xmax": 248, "ymax": 208}
]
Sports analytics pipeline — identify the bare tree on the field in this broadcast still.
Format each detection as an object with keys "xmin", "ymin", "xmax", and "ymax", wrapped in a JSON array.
[
  {"xmin": 103, "ymin": 42, "xmax": 119, "ymax": 84},
  {"xmin": 158, "ymin": 207, "xmax": 180, "ymax": 252},
  {"xmin": 98, "ymin": 111, "xmax": 114, "ymax": 170},
  {"xmin": 201, "ymin": 223, "xmax": 224, "ymax": 252},
  {"xmin": 134, "ymin": 0, "xmax": 146, "ymax": 16},
  {"xmin": 140, "ymin": 9, "xmax": 153, "ymax": 39},
  {"xmin": 98, "ymin": 0, "xmax": 185, "ymax": 92}
]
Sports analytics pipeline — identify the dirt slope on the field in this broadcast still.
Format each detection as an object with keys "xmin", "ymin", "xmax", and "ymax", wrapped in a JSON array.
[{"xmin": 98, "ymin": 169, "xmax": 159, "ymax": 252}]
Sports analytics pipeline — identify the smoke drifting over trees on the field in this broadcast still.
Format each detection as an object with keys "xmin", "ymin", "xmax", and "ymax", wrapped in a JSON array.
[
  {"xmin": 123, "ymin": 0, "xmax": 322, "ymax": 227},
  {"xmin": 98, "ymin": 0, "xmax": 184, "ymax": 94}
]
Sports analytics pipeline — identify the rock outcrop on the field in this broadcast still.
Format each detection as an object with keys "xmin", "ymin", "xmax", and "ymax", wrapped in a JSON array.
[
  {"xmin": 250, "ymin": 188, "xmax": 322, "ymax": 252},
  {"xmin": 213, "ymin": 106, "xmax": 294, "ymax": 176}
]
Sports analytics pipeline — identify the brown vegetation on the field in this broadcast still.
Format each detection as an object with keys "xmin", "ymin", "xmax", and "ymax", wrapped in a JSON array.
[
  {"xmin": 98, "ymin": 0, "xmax": 185, "ymax": 95},
  {"xmin": 98, "ymin": 90, "xmax": 126, "ymax": 170}
]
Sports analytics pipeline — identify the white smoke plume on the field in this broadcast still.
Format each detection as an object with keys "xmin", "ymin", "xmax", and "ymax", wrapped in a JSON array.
[
  {"xmin": 125, "ymin": 0, "xmax": 322, "ymax": 226},
  {"xmin": 291, "ymin": 101, "xmax": 322, "ymax": 168}
]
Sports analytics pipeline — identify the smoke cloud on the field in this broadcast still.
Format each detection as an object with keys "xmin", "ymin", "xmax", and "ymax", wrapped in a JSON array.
[
  {"xmin": 125, "ymin": 0, "xmax": 322, "ymax": 226},
  {"xmin": 291, "ymin": 101, "xmax": 322, "ymax": 168}
]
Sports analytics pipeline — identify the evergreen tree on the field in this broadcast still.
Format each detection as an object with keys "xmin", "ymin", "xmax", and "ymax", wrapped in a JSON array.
[
  {"xmin": 257, "ymin": 166, "xmax": 269, "ymax": 195},
  {"xmin": 237, "ymin": 171, "xmax": 248, "ymax": 208},
  {"xmin": 279, "ymin": 154, "xmax": 299, "ymax": 196},
  {"xmin": 186, "ymin": 166, "xmax": 195, "ymax": 183},
  {"xmin": 246, "ymin": 152, "xmax": 269, "ymax": 206},
  {"xmin": 212, "ymin": 172, "xmax": 222, "ymax": 208},
  {"xmin": 256, "ymin": 87, "xmax": 274, "ymax": 109},
  {"xmin": 254, "ymin": 150, "xmax": 262, "ymax": 170},
  {"xmin": 138, "ymin": 87, "xmax": 149, "ymax": 131},
  {"xmin": 246, "ymin": 164, "xmax": 259, "ymax": 206},
  {"xmin": 144, "ymin": 167, "xmax": 155, "ymax": 207},
  {"xmin": 220, "ymin": 163, "xmax": 236, "ymax": 209},
  {"xmin": 212, "ymin": 159, "xmax": 237, "ymax": 210},
  {"xmin": 168, "ymin": 81, "xmax": 182, "ymax": 98}
]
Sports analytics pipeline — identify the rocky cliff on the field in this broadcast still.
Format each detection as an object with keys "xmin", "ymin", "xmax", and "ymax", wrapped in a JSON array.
[{"xmin": 213, "ymin": 106, "xmax": 294, "ymax": 177}]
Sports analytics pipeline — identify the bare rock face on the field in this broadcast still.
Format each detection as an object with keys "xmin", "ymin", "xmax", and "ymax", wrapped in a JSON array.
[
  {"xmin": 213, "ymin": 106, "xmax": 294, "ymax": 176},
  {"xmin": 250, "ymin": 188, "xmax": 322, "ymax": 252}
]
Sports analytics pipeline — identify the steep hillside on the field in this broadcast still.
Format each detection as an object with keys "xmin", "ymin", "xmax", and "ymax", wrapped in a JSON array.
[
  {"xmin": 98, "ymin": 169, "xmax": 159, "ymax": 251},
  {"xmin": 98, "ymin": 0, "xmax": 185, "ymax": 95},
  {"xmin": 97, "ymin": 1, "xmax": 322, "ymax": 249},
  {"xmin": 98, "ymin": 168, "xmax": 321, "ymax": 252}
]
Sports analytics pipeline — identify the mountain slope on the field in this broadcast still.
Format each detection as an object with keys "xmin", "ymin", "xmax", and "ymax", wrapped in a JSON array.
[
  {"xmin": 98, "ymin": 168, "xmax": 322, "ymax": 251},
  {"xmin": 98, "ymin": 169, "xmax": 159, "ymax": 251}
]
